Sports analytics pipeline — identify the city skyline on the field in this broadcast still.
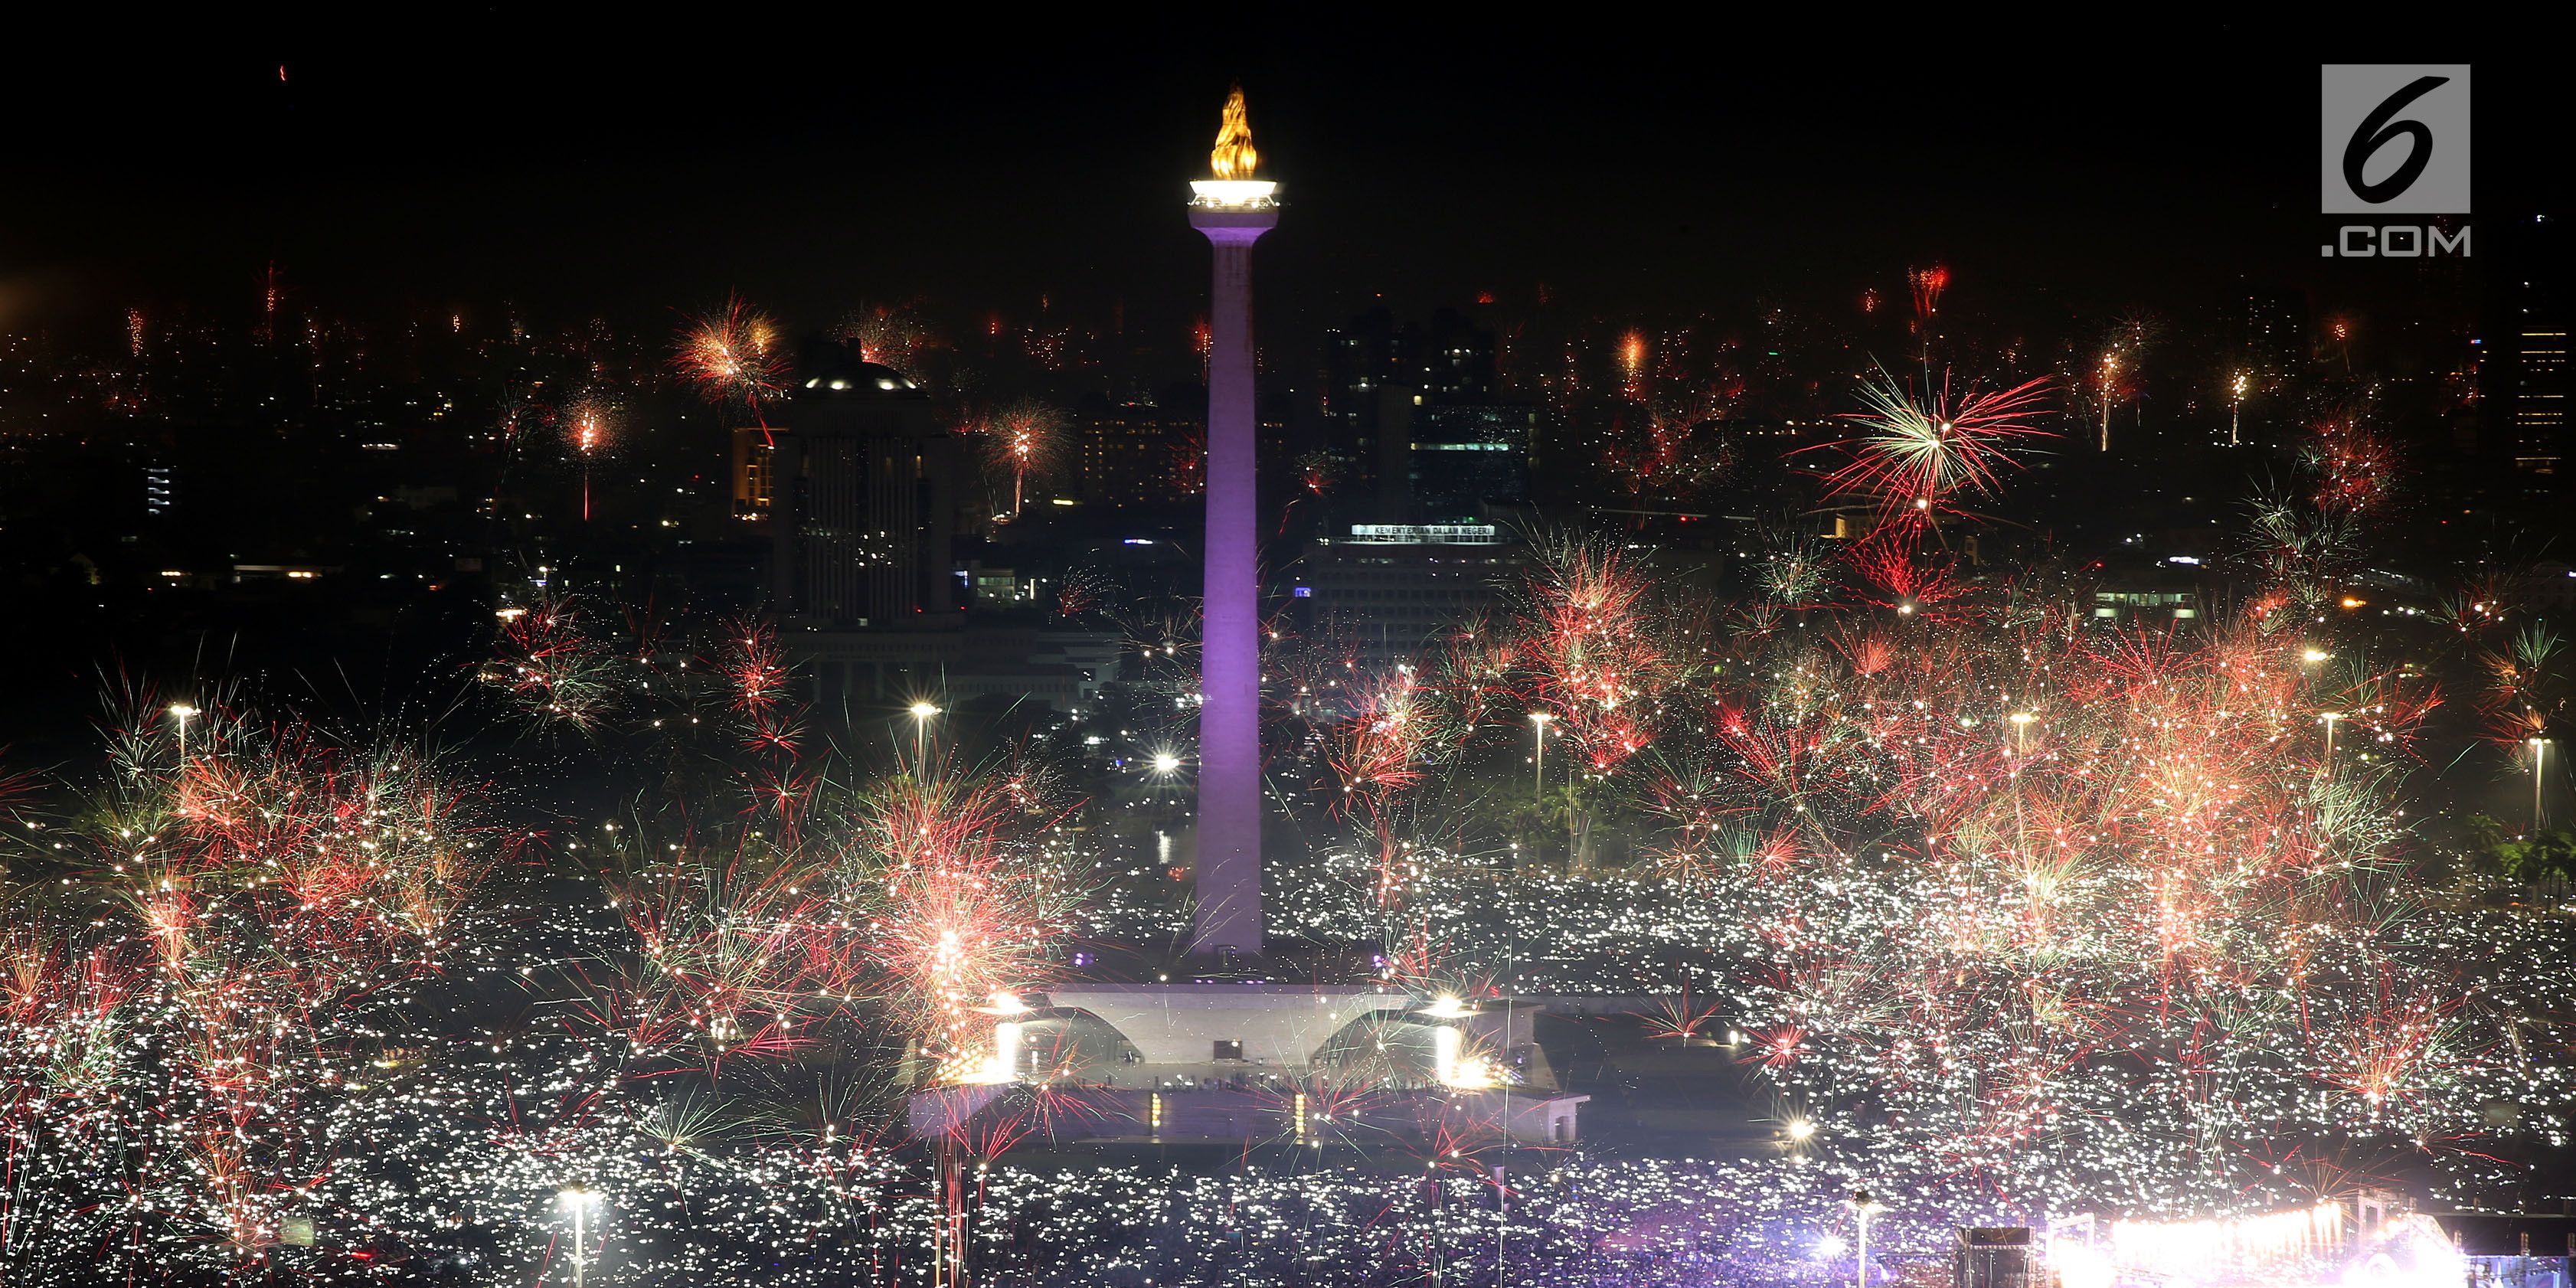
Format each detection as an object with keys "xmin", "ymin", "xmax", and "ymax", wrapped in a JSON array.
[{"xmin": 2, "ymin": 35, "xmax": 2571, "ymax": 1288}]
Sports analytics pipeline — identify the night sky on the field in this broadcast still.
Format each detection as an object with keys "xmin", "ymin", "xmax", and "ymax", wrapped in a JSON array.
[{"xmin": 2, "ymin": 21, "xmax": 2549, "ymax": 352}]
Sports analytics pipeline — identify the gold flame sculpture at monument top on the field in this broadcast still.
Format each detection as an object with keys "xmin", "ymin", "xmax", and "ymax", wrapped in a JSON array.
[
  {"xmin": 1211, "ymin": 85, "xmax": 1257, "ymax": 179},
  {"xmin": 1192, "ymin": 85, "xmax": 1277, "ymax": 209}
]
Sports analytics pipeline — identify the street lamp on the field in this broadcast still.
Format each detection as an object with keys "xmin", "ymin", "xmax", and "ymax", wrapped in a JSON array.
[
  {"xmin": 2319, "ymin": 711, "xmax": 2343, "ymax": 774},
  {"xmin": 2008, "ymin": 711, "xmax": 2035, "ymax": 756},
  {"xmin": 907, "ymin": 702, "xmax": 940, "ymax": 770},
  {"xmin": 1529, "ymin": 713, "xmax": 1556, "ymax": 868},
  {"xmin": 1849, "ymin": 1189, "xmax": 1887, "ymax": 1288},
  {"xmin": 168, "ymin": 704, "xmax": 200, "ymax": 762},
  {"xmin": 1150, "ymin": 751, "xmax": 1182, "ymax": 776},
  {"xmin": 1528, "ymin": 713, "xmax": 1553, "ymax": 799},
  {"xmin": 557, "ymin": 1188, "xmax": 600, "ymax": 1288},
  {"xmin": 2532, "ymin": 737, "xmax": 2553, "ymax": 835}
]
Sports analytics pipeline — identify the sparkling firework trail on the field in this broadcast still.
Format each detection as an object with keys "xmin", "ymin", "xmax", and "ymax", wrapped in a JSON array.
[
  {"xmin": 970, "ymin": 400, "xmax": 1068, "ymax": 518},
  {"xmin": 564, "ymin": 391, "xmax": 618, "ymax": 521}
]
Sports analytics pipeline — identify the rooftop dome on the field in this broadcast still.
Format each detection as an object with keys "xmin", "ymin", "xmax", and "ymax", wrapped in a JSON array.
[{"xmin": 795, "ymin": 344, "xmax": 927, "ymax": 400}]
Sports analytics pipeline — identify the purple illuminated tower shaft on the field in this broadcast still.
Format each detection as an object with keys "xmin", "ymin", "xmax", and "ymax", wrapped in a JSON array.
[{"xmin": 1188, "ymin": 207, "xmax": 1275, "ymax": 956}]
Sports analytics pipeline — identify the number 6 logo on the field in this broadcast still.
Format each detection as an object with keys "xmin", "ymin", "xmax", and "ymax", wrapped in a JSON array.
[
  {"xmin": 2323, "ymin": 65, "xmax": 2468, "ymax": 214},
  {"xmin": 2342, "ymin": 74, "xmax": 2448, "ymax": 204}
]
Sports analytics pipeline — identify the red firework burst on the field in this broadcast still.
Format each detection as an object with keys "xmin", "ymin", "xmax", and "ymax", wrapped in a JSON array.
[
  {"xmin": 676, "ymin": 295, "xmax": 789, "ymax": 443},
  {"xmin": 1813, "ymin": 366, "xmax": 2054, "ymax": 518}
]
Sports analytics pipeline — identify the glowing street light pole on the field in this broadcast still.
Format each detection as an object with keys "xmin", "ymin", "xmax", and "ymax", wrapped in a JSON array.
[
  {"xmin": 2320, "ymin": 711, "xmax": 2344, "ymax": 777},
  {"xmin": 1849, "ymin": 1190, "xmax": 1885, "ymax": 1288},
  {"xmin": 2535, "ymin": 737, "xmax": 2553, "ymax": 835},
  {"xmin": 168, "ymin": 703, "xmax": 200, "ymax": 763},
  {"xmin": 557, "ymin": 1188, "xmax": 599, "ymax": 1288},
  {"xmin": 1528, "ymin": 711, "xmax": 1553, "ymax": 800},
  {"xmin": 1531, "ymin": 710, "xmax": 1561, "ymax": 868},
  {"xmin": 908, "ymin": 702, "xmax": 940, "ymax": 773}
]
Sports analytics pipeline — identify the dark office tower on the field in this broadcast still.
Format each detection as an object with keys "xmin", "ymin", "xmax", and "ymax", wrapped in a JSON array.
[
  {"xmin": 1419, "ymin": 308, "xmax": 1499, "ymax": 400},
  {"xmin": 1324, "ymin": 307, "xmax": 1509, "ymax": 521},
  {"xmin": 2221, "ymin": 284, "xmax": 2310, "ymax": 381},
  {"xmin": 1324, "ymin": 306, "xmax": 1409, "ymax": 502},
  {"xmin": 770, "ymin": 342, "xmax": 959, "ymax": 627},
  {"xmin": 1411, "ymin": 403, "xmax": 1535, "ymax": 521},
  {"xmin": 2507, "ymin": 214, "xmax": 2568, "ymax": 492}
]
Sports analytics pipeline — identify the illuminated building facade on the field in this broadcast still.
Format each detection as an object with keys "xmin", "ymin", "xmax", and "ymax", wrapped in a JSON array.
[
  {"xmin": 1072, "ymin": 391, "xmax": 1204, "ymax": 505},
  {"xmin": 2513, "ymin": 256, "xmax": 2568, "ymax": 487},
  {"xmin": 1295, "ymin": 523, "xmax": 1528, "ymax": 678},
  {"xmin": 729, "ymin": 425, "xmax": 774, "ymax": 521}
]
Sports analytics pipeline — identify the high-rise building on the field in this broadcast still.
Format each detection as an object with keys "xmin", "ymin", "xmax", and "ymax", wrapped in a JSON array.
[
  {"xmin": 770, "ymin": 344, "xmax": 959, "ymax": 627},
  {"xmin": 1324, "ymin": 308, "xmax": 1411, "ymax": 511},
  {"xmin": 2221, "ymin": 285, "xmax": 2310, "ymax": 382},
  {"xmin": 2508, "ymin": 215, "xmax": 2568, "ymax": 491},
  {"xmin": 1419, "ymin": 308, "xmax": 1500, "ymax": 400},
  {"xmin": 730, "ymin": 426, "xmax": 776, "ymax": 521},
  {"xmin": 1411, "ymin": 403, "xmax": 1535, "ymax": 521},
  {"xmin": 1323, "ymin": 307, "xmax": 1522, "ymax": 521},
  {"xmin": 1072, "ymin": 389, "xmax": 1205, "ymax": 506},
  {"xmin": 2517, "ymin": 326, "xmax": 2569, "ymax": 482}
]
